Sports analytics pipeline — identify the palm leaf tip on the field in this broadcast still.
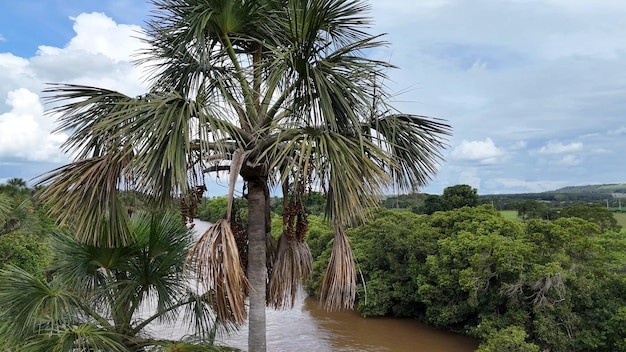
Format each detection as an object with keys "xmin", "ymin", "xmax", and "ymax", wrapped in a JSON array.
[
  {"xmin": 187, "ymin": 219, "xmax": 249, "ymax": 324},
  {"xmin": 319, "ymin": 223, "xmax": 356, "ymax": 311}
]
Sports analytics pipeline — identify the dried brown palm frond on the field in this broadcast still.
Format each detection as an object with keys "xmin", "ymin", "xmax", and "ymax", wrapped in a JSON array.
[
  {"xmin": 267, "ymin": 233, "xmax": 313, "ymax": 309},
  {"xmin": 319, "ymin": 222, "xmax": 356, "ymax": 311},
  {"xmin": 265, "ymin": 231, "xmax": 278, "ymax": 277},
  {"xmin": 187, "ymin": 219, "xmax": 249, "ymax": 324}
]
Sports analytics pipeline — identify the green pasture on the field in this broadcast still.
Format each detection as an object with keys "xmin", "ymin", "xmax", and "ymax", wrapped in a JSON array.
[
  {"xmin": 614, "ymin": 212, "xmax": 626, "ymax": 228},
  {"xmin": 499, "ymin": 210, "xmax": 521, "ymax": 222}
]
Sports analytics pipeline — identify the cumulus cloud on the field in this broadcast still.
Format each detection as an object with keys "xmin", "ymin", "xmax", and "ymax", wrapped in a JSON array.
[
  {"xmin": 29, "ymin": 12, "xmax": 148, "ymax": 96},
  {"xmin": 537, "ymin": 141, "xmax": 583, "ymax": 154},
  {"xmin": 0, "ymin": 88, "xmax": 68, "ymax": 162},
  {"xmin": 451, "ymin": 138, "xmax": 505, "ymax": 164},
  {"xmin": 0, "ymin": 11, "xmax": 150, "ymax": 178},
  {"xmin": 0, "ymin": 34, "xmax": 5, "ymax": 42},
  {"xmin": 67, "ymin": 12, "xmax": 145, "ymax": 63}
]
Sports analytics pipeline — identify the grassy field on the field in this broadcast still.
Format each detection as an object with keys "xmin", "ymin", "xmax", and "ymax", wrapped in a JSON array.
[
  {"xmin": 614, "ymin": 212, "xmax": 626, "ymax": 228},
  {"xmin": 499, "ymin": 210, "xmax": 521, "ymax": 221}
]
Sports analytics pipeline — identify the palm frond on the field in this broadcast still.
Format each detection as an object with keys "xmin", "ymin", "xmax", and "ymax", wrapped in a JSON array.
[
  {"xmin": 187, "ymin": 219, "xmax": 249, "ymax": 324},
  {"xmin": 319, "ymin": 222, "xmax": 356, "ymax": 311},
  {"xmin": 124, "ymin": 212, "xmax": 192, "ymax": 321},
  {"xmin": 267, "ymin": 234, "xmax": 313, "ymax": 309},
  {"xmin": 22, "ymin": 323, "xmax": 128, "ymax": 352},
  {"xmin": 0, "ymin": 266, "xmax": 80, "ymax": 344},
  {"xmin": 370, "ymin": 113, "xmax": 452, "ymax": 190},
  {"xmin": 180, "ymin": 291, "xmax": 238, "ymax": 342},
  {"xmin": 36, "ymin": 154, "xmax": 133, "ymax": 247},
  {"xmin": 258, "ymin": 128, "xmax": 392, "ymax": 224},
  {"xmin": 159, "ymin": 340, "xmax": 241, "ymax": 352}
]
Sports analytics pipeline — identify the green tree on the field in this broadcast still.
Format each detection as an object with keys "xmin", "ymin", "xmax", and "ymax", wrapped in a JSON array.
[
  {"xmin": 0, "ymin": 212, "xmax": 236, "ymax": 352},
  {"xmin": 476, "ymin": 326, "xmax": 541, "ymax": 352},
  {"xmin": 0, "ymin": 180, "xmax": 54, "ymax": 240},
  {"xmin": 557, "ymin": 205, "xmax": 621, "ymax": 232},
  {"xmin": 0, "ymin": 231, "xmax": 50, "ymax": 276},
  {"xmin": 36, "ymin": 1, "xmax": 450, "ymax": 350},
  {"xmin": 0, "ymin": 178, "xmax": 31, "ymax": 198},
  {"xmin": 416, "ymin": 194, "xmax": 448, "ymax": 214},
  {"xmin": 516, "ymin": 200, "xmax": 549, "ymax": 220},
  {"xmin": 442, "ymin": 184, "xmax": 478, "ymax": 209}
]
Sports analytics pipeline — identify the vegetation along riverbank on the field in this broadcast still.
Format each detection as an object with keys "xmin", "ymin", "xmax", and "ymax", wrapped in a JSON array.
[{"xmin": 2, "ymin": 179, "xmax": 625, "ymax": 351}]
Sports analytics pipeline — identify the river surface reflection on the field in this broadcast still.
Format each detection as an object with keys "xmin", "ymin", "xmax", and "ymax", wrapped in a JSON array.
[{"xmin": 151, "ymin": 220, "xmax": 478, "ymax": 352}]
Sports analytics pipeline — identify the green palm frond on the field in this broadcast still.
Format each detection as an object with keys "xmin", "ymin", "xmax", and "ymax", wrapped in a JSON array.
[
  {"xmin": 0, "ymin": 193, "xmax": 11, "ymax": 219},
  {"xmin": 179, "ymin": 290, "xmax": 239, "ymax": 341},
  {"xmin": 36, "ymin": 154, "xmax": 133, "ymax": 247},
  {"xmin": 125, "ymin": 212, "xmax": 191, "ymax": 320},
  {"xmin": 0, "ymin": 196, "xmax": 37, "ymax": 236},
  {"xmin": 52, "ymin": 212, "xmax": 195, "ymax": 328},
  {"xmin": 22, "ymin": 323, "xmax": 128, "ymax": 352},
  {"xmin": 369, "ymin": 113, "xmax": 452, "ymax": 190},
  {"xmin": 160, "ymin": 340, "xmax": 241, "ymax": 352},
  {"xmin": 260, "ymin": 128, "xmax": 391, "ymax": 224},
  {"xmin": 0, "ymin": 266, "xmax": 80, "ymax": 344}
]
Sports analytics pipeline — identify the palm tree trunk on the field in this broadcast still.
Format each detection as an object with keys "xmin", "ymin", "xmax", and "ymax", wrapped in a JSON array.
[{"xmin": 246, "ymin": 176, "xmax": 267, "ymax": 352}]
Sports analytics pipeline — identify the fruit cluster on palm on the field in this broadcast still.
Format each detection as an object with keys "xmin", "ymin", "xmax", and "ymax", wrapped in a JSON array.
[{"xmin": 35, "ymin": 0, "xmax": 451, "ymax": 350}]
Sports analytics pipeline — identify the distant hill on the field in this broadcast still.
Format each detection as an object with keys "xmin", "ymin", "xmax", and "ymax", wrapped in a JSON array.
[
  {"xmin": 479, "ymin": 183, "xmax": 626, "ymax": 210},
  {"xmin": 552, "ymin": 184, "xmax": 626, "ymax": 194}
]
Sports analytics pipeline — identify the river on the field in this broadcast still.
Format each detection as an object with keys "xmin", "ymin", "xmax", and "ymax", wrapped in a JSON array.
[{"xmin": 150, "ymin": 220, "xmax": 479, "ymax": 352}]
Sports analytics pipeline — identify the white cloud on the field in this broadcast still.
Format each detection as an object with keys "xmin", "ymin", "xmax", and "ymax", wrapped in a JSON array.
[
  {"xmin": 608, "ymin": 126, "xmax": 626, "ymax": 135},
  {"xmin": 29, "ymin": 12, "xmax": 149, "ymax": 96},
  {"xmin": 0, "ymin": 88, "xmax": 68, "ymax": 162},
  {"xmin": 492, "ymin": 178, "xmax": 567, "ymax": 193},
  {"xmin": 556, "ymin": 155, "xmax": 581, "ymax": 167},
  {"xmin": 0, "ymin": 34, "xmax": 5, "ymax": 42},
  {"xmin": 537, "ymin": 141, "xmax": 583, "ymax": 154},
  {"xmin": 67, "ymin": 12, "xmax": 146, "ymax": 63},
  {"xmin": 451, "ymin": 138, "xmax": 505, "ymax": 164},
  {"xmin": 0, "ymin": 11, "xmax": 150, "ymax": 173}
]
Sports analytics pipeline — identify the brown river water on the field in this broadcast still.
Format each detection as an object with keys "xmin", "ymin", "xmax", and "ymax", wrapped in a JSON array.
[{"xmin": 148, "ymin": 220, "xmax": 479, "ymax": 352}]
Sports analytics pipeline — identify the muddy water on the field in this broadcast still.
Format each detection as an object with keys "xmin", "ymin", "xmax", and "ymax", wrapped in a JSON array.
[
  {"xmin": 154, "ymin": 294, "xmax": 478, "ymax": 352},
  {"xmin": 152, "ymin": 220, "xmax": 478, "ymax": 351}
]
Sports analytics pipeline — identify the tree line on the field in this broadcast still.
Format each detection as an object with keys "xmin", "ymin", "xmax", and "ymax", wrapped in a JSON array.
[{"xmin": 306, "ymin": 206, "xmax": 626, "ymax": 352}]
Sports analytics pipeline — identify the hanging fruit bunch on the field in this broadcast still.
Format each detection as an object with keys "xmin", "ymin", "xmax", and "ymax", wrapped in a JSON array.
[
  {"xmin": 180, "ymin": 184, "xmax": 207, "ymax": 227},
  {"xmin": 267, "ymin": 165, "xmax": 314, "ymax": 309},
  {"xmin": 230, "ymin": 198, "xmax": 248, "ymax": 272}
]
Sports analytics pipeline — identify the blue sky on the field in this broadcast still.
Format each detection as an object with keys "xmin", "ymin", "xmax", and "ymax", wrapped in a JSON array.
[{"xmin": 1, "ymin": 0, "xmax": 626, "ymax": 195}]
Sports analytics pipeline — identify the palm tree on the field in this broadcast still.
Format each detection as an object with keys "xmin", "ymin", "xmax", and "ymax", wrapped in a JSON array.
[
  {"xmin": 0, "ymin": 183, "xmax": 38, "ymax": 237},
  {"xmin": 37, "ymin": 0, "xmax": 451, "ymax": 350},
  {"xmin": 0, "ymin": 211, "xmax": 237, "ymax": 351}
]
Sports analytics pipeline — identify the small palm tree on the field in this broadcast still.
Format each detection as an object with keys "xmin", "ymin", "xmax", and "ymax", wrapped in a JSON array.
[
  {"xmin": 0, "ymin": 188, "xmax": 38, "ymax": 237},
  {"xmin": 0, "ymin": 212, "xmax": 237, "ymax": 351},
  {"xmin": 37, "ymin": 0, "xmax": 451, "ymax": 350}
]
